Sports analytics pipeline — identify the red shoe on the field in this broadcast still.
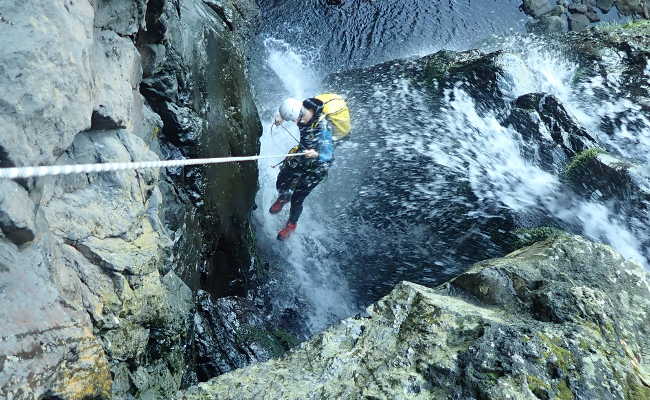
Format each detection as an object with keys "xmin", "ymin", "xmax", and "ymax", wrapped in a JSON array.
[
  {"xmin": 277, "ymin": 222, "xmax": 297, "ymax": 240},
  {"xmin": 269, "ymin": 198, "xmax": 289, "ymax": 214}
]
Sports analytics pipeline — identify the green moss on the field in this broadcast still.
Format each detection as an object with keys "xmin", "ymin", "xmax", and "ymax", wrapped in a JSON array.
[
  {"xmin": 238, "ymin": 325, "xmax": 299, "ymax": 358},
  {"xmin": 598, "ymin": 19, "xmax": 650, "ymax": 34},
  {"xmin": 565, "ymin": 148, "xmax": 605, "ymax": 179},
  {"xmin": 625, "ymin": 371, "xmax": 650, "ymax": 400},
  {"xmin": 578, "ymin": 338, "xmax": 591, "ymax": 352},
  {"xmin": 618, "ymin": 19, "xmax": 650, "ymax": 33},
  {"xmin": 527, "ymin": 375, "xmax": 550, "ymax": 399},
  {"xmin": 509, "ymin": 227, "xmax": 567, "ymax": 251},
  {"xmin": 423, "ymin": 51, "xmax": 458, "ymax": 78},
  {"xmin": 271, "ymin": 328, "xmax": 300, "ymax": 349},
  {"xmin": 557, "ymin": 379, "xmax": 574, "ymax": 400},
  {"xmin": 538, "ymin": 333, "xmax": 575, "ymax": 372},
  {"xmin": 150, "ymin": 126, "xmax": 161, "ymax": 140}
]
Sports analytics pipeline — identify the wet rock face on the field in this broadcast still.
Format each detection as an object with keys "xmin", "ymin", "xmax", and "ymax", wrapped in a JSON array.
[
  {"xmin": 190, "ymin": 291, "xmax": 296, "ymax": 381},
  {"xmin": 507, "ymin": 92, "xmax": 597, "ymax": 171},
  {"xmin": 0, "ymin": 0, "xmax": 261, "ymax": 398},
  {"xmin": 565, "ymin": 150, "xmax": 650, "ymax": 249},
  {"xmin": 139, "ymin": 0, "xmax": 262, "ymax": 298},
  {"xmin": 179, "ymin": 236, "xmax": 650, "ymax": 400}
]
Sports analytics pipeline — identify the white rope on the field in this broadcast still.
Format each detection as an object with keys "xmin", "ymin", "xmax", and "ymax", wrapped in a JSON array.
[{"xmin": 0, "ymin": 152, "xmax": 306, "ymax": 180}]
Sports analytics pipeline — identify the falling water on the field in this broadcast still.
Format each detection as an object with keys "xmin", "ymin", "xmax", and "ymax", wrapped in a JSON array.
[
  {"xmin": 252, "ymin": 38, "xmax": 356, "ymax": 332},
  {"xmin": 249, "ymin": 5, "xmax": 645, "ymax": 333}
]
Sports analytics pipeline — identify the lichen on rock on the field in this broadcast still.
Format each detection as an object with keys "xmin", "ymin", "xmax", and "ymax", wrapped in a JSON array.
[{"xmin": 178, "ymin": 235, "xmax": 650, "ymax": 400}]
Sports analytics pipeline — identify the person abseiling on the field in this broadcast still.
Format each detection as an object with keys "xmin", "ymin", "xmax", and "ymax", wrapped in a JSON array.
[{"xmin": 270, "ymin": 94, "xmax": 350, "ymax": 241}]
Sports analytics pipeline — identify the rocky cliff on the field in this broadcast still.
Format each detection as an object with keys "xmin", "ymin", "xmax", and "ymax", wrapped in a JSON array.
[
  {"xmin": 0, "ymin": 0, "xmax": 264, "ymax": 399},
  {"xmin": 179, "ymin": 235, "xmax": 650, "ymax": 400}
]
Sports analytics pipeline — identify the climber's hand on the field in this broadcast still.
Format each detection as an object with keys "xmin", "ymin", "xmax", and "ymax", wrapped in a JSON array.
[{"xmin": 304, "ymin": 149, "xmax": 319, "ymax": 159}]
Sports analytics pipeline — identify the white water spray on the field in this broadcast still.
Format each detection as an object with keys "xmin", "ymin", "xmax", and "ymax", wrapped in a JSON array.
[{"xmin": 253, "ymin": 38, "xmax": 356, "ymax": 332}]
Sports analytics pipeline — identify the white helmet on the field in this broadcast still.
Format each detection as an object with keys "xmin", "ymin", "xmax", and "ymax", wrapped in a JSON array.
[{"xmin": 278, "ymin": 98, "xmax": 302, "ymax": 122}]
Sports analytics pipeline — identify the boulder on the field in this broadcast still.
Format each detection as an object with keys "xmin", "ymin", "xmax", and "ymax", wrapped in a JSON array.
[
  {"xmin": 615, "ymin": 0, "xmax": 649, "ymax": 16},
  {"xmin": 568, "ymin": 2, "xmax": 589, "ymax": 13},
  {"xmin": 527, "ymin": 14, "xmax": 569, "ymax": 33},
  {"xmin": 522, "ymin": 0, "xmax": 555, "ymax": 17},
  {"xmin": 564, "ymin": 150, "xmax": 650, "ymax": 233},
  {"xmin": 586, "ymin": 5, "xmax": 601, "ymax": 21},
  {"xmin": 594, "ymin": 0, "xmax": 615, "ymax": 12},
  {"xmin": 178, "ymin": 236, "xmax": 650, "ymax": 400},
  {"xmin": 569, "ymin": 12, "xmax": 591, "ymax": 31}
]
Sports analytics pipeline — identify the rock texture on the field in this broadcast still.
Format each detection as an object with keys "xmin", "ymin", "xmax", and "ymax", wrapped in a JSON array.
[
  {"xmin": 0, "ymin": 0, "xmax": 262, "ymax": 399},
  {"xmin": 179, "ymin": 235, "xmax": 650, "ymax": 400},
  {"xmin": 521, "ymin": 0, "xmax": 649, "ymax": 33},
  {"xmin": 506, "ymin": 93, "xmax": 598, "ymax": 171}
]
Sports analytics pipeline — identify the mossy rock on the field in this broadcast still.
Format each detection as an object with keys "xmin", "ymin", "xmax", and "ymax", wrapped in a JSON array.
[
  {"xmin": 564, "ymin": 148, "xmax": 605, "ymax": 179},
  {"xmin": 507, "ymin": 226, "xmax": 568, "ymax": 251},
  {"xmin": 237, "ymin": 325, "xmax": 298, "ymax": 358}
]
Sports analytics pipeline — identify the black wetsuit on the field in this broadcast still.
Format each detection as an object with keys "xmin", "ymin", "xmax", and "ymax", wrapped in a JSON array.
[{"xmin": 276, "ymin": 113, "xmax": 332, "ymax": 224}]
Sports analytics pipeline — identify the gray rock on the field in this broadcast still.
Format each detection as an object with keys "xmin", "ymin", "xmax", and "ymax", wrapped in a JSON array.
[
  {"xmin": 548, "ymin": 4, "xmax": 567, "ymax": 16},
  {"xmin": 178, "ymin": 236, "xmax": 650, "ymax": 400},
  {"xmin": 0, "ymin": 180, "xmax": 35, "ymax": 245},
  {"xmin": 569, "ymin": 12, "xmax": 591, "ymax": 31},
  {"xmin": 0, "ymin": 0, "xmax": 261, "ymax": 398},
  {"xmin": 140, "ymin": 43, "xmax": 167, "ymax": 78},
  {"xmin": 522, "ymin": 0, "xmax": 556, "ymax": 17},
  {"xmin": 0, "ymin": 0, "xmax": 94, "ymax": 168},
  {"xmin": 94, "ymin": 0, "xmax": 147, "ymax": 36},
  {"xmin": 92, "ymin": 30, "xmax": 143, "ymax": 131},
  {"xmin": 568, "ymin": 2, "xmax": 589, "ymax": 13},
  {"xmin": 585, "ymin": 6, "xmax": 601, "ymax": 21},
  {"xmin": 192, "ymin": 291, "xmax": 292, "ymax": 381},
  {"xmin": 0, "ymin": 237, "xmax": 112, "ymax": 400},
  {"xmin": 535, "ymin": 14, "xmax": 569, "ymax": 32},
  {"xmin": 615, "ymin": 0, "xmax": 648, "ymax": 16},
  {"xmin": 594, "ymin": 0, "xmax": 615, "ymax": 12}
]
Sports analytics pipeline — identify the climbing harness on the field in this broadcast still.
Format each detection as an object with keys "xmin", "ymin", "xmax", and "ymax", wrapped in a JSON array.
[{"xmin": 0, "ymin": 152, "xmax": 307, "ymax": 180}]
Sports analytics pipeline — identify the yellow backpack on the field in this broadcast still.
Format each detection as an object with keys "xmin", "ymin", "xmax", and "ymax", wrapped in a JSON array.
[{"xmin": 315, "ymin": 93, "xmax": 351, "ymax": 140}]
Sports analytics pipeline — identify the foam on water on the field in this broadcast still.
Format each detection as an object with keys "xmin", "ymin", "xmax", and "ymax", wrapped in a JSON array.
[{"xmin": 423, "ymin": 42, "xmax": 648, "ymax": 266}]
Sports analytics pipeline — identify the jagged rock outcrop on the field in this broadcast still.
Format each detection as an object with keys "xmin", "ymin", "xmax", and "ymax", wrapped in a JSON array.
[
  {"xmin": 178, "ymin": 235, "xmax": 650, "ymax": 400},
  {"xmin": 507, "ymin": 92, "xmax": 598, "ymax": 171},
  {"xmin": 0, "ymin": 0, "xmax": 262, "ymax": 399}
]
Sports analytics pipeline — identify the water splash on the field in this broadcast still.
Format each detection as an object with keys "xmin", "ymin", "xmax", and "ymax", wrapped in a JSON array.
[
  {"xmin": 364, "ymin": 40, "xmax": 650, "ymax": 267},
  {"xmin": 253, "ymin": 38, "xmax": 356, "ymax": 332}
]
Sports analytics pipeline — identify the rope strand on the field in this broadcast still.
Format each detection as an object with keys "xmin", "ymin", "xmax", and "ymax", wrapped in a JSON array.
[{"xmin": 0, "ymin": 153, "xmax": 306, "ymax": 180}]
